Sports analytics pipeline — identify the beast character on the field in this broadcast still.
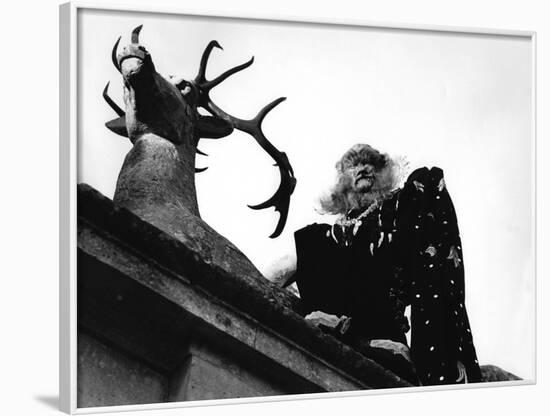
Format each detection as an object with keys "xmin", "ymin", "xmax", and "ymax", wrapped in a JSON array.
[{"xmin": 268, "ymin": 143, "xmax": 481, "ymax": 386}]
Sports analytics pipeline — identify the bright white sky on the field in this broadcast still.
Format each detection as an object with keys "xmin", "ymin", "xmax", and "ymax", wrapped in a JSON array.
[{"xmin": 77, "ymin": 9, "xmax": 534, "ymax": 380}]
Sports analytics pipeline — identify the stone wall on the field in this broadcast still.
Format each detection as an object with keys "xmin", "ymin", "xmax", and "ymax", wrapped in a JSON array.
[{"xmin": 77, "ymin": 184, "xmax": 412, "ymax": 408}]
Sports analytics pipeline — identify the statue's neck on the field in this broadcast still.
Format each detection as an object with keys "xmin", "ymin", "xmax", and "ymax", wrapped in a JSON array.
[
  {"xmin": 111, "ymin": 132, "xmax": 264, "ymax": 279},
  {"xmin": 113, "ymin": 133, "xmax": 200, "ymax": 218}
]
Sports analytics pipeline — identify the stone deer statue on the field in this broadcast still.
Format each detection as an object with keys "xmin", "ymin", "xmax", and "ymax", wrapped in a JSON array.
[{"xmin": 103, "ymin": 25, "xmax": 296, "ymax": 278}]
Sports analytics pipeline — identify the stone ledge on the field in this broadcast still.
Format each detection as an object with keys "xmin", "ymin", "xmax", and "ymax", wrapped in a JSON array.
[
  {"xmin": 78, "ymin": 233, "xmax": 366, "ymax": 394},
  {"xmin": 77, "ymin": 183, "xmax": 413, "ymax": 394}
]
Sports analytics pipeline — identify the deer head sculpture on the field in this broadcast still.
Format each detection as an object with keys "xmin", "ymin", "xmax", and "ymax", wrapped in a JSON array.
[{"xmin": 103, "ymin": 25, "xmax": 296, "ymax": 238}]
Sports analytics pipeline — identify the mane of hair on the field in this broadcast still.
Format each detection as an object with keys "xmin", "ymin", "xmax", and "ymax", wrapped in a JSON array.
[{"xmin": 318, "ymin": 144, "xmax": 401, "ymax": 216}]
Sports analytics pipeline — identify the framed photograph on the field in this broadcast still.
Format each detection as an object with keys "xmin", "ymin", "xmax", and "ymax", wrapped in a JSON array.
[{"xmin": 60, "ymin": 2, "xmax": 536, "ymax": 414}]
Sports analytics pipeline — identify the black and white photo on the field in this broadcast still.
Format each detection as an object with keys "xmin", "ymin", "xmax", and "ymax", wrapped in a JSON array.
[{"xmin": 61, "ymin": 4, "xmax": 535, "ymax": 413}]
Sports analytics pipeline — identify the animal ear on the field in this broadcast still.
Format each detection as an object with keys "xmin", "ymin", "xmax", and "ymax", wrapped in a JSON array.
[
  {"xmin": 196, "ymin": 115, "xmax": 233, "ymax": 139},
  {"xmin": 105, "ymin": 116, "xmax": 128, "ymax": 137}
]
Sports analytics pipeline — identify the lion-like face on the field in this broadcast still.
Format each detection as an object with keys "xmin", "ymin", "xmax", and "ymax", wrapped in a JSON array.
[
  {"xmin": 318, "ymin": 143, "xmax": 398, "ymax": 215},
  {"xmin": 337, "ymin": 144, "xmax": 390, "ymax": 198},
  {"xmin": 342, "ymin": 161, "xmax": 377, "ymax": 194}
]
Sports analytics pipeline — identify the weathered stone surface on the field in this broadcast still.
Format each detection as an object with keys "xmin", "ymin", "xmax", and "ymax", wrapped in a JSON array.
[
  {"xmin": 114, "ymin": 134, "xmax": 198, "ymax": 216},
  {"xmin": 113, "ymin": 134, "xmax": 264, "ymax": 284},
  {"xmin": 78, "ymin": 331, "xmax": 168, "ymax": 407},
  {"xmin": 170, "ymin": 341, "xmax": 289, "ymax": 402},
  {"xmin": 77, "ymin": 183, "xmax": 414, "ymax": 399},
  {"xmin": 480, "ymin": 365, "xmax": 522, "ymax": 382},
  {"xmin": 77, "ymin": 230, "xmax": 365, "ymax": 406},
  {"xmin": 79, "ymin": 183, "xmax": 302, "ymax": 315}
]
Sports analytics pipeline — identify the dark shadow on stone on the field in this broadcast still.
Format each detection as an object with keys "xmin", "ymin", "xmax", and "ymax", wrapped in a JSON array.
[
  {"xmin": 33, "ymin": 395, "xmax": 59, "ymax": 410},
  {"xmin": 480, "ymin": 365, "xmax": 522, "ymax": 382}
]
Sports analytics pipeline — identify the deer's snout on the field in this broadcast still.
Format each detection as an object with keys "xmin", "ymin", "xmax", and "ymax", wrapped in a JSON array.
[
  {"xmin": 120, "ymin": 56, "xmax": 145, "ymax": 80},
  {"xmin": 112, "ymin": 25, "xmax": 154, "ymax": 85}
]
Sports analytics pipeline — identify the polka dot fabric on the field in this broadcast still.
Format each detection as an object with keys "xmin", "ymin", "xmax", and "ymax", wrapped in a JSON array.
[{"xmin": 389, "ymin": 167, "xmax": 482, "ymax": 385}]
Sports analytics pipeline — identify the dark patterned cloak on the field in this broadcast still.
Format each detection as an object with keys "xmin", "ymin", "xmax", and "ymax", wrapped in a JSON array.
[{"xmin": 294, "ymin": 167, "xmax": 481, "ymax": 386}]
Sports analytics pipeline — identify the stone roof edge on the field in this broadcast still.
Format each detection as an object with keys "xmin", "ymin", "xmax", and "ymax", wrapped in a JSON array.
[{"xmin": 77, "ymin": 183, "xmax": 412, "ymax": 389}]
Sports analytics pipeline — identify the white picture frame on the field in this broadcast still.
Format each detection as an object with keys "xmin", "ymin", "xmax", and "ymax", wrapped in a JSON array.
[{"xmin": 60, "ymin": 2, "xmax": 536, "ymax": 414}]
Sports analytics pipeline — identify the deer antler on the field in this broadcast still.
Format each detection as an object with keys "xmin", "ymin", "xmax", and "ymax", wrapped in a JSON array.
[
  {"xmin": 112, "ymin": 36, "xmax": 122, "ymax": 72},
  {"xmin": 103, "ymin": 82, "xmax": 125, "ymax": 116},
  {"xmin": 193, "ymin": 41, "xmax": 296, "ymax": 238}
]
